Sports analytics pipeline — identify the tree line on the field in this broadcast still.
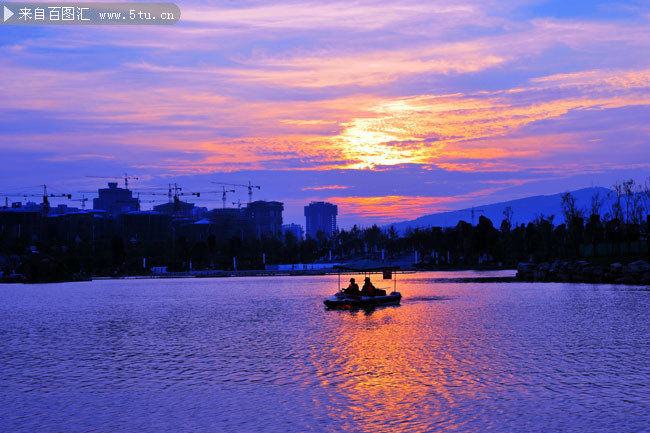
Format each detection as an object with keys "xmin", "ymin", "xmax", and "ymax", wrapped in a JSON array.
[
  {"xmin": 2, "ymin": 178, "xmax": 649, "ymax": 281},
  {"xmin": 317, "ymin": 178, "xmax": 650, "ymax": 267}
]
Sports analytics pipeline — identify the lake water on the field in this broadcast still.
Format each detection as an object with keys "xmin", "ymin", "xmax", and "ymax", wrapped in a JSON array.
[{"xmin": 1, "ymin": 271, "xmax": 648, "ymax": 432}]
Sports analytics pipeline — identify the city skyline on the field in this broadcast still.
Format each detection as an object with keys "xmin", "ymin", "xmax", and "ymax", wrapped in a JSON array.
[{"xmin": 2, "ymin": 0, "xmax": 650, "ymax": 227}]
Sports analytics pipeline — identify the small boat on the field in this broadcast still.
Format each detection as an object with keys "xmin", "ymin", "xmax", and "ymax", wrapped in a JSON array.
[
  {"xmin": 323, "ymin": 291, "xmax": 402, "ymax": 310},
  {"xmin": 324, "ymin": 260, "xmax": 403, "ymax": 310}
]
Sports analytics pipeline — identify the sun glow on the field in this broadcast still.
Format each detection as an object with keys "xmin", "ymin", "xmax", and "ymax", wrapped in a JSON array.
[{"xmin": 336, "ymin": 98, "xmax": 438, "ymax": 168}]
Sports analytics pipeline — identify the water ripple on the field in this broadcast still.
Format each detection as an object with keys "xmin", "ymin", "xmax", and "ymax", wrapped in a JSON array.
[{"xmin": 0, "ymin": 275, "xmax": 649, "ymax": 432}]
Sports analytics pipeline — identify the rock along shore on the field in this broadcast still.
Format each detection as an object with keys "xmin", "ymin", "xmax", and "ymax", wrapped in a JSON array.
[{"xmin": 516, "ymin": 260, "xmax": 650, "ymax": 285}]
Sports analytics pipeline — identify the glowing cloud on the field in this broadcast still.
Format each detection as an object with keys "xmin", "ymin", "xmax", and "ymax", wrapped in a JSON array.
[{"xmin": 2, "ymin": 0, "xmax": 650, "ymax": 224}]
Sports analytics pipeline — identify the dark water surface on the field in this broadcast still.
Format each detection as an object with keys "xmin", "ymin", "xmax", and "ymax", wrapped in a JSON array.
[{"xmin": 1, "ymin": 272, "xmax": 649, "ymax": 432}]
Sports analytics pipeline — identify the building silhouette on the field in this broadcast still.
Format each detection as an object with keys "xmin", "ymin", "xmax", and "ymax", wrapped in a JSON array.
[
  {"xmin": 210, "ymin": 208, "xmax": 245, "ymax": 239},
  {"xmin": 282, "ymin": 223, "xmax": 303, "ymax": 240},
  {"xmin": 0, "ymin": 208, "xmax": 43, "ymax": 243},
  {"xmin": 93, "ymin": 182, "xmax": 138, "ymax": 218},
  {"xmin": 304, "ymin": 201, "xmax": 337, "ymax": 239},
  {"xmin": 245, "ymin": 201, "xmax": 283, "ymax": 239},
  {"xmin": 153, "ymin": 200, "xmax": 195, "ymax": 219},
  {"xmin": 120, "ymin": 211, "xmax": 171, "ymax": 242}
]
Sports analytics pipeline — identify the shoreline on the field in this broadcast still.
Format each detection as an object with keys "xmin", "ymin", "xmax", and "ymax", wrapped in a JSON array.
[
  {"xmin": 2, "ymin": 268, "xmax": 519, "ymax": 284},
  {"xmin": 516, "ymin": 260, "xmax": 650, "ymax": 285},
  {"xmin": 5, "ymin": 262, "xmax": 650, "ymax": 285}
]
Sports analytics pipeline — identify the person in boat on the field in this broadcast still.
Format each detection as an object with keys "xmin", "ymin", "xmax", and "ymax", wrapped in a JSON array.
[
  {"xmin": 343, "ymin": 278, "xmax": 360, "ymax": 295},
  {"xmin": 360, "ymin": 277, "xmax": 375, "ymax": 296}
]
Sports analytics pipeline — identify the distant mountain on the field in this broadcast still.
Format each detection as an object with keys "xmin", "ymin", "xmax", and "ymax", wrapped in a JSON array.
[{"xmin": 387, "ymin": 187, "xmax": 612, "ymax": 233}]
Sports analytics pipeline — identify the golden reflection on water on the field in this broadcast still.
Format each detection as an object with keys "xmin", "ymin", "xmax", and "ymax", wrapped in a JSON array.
[
  {"xmin": 2, "ymin": 274, "xmax": 647, "ymax": 432},
  {"xmin": 312, "ymin": 302, "xmax": 481, "ymax": 432}
]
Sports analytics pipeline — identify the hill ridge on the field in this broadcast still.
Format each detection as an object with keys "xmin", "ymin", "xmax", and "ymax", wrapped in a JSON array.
[{"xmin": 386, "ymin": 187, "xmax": 612, "ymax": 233}]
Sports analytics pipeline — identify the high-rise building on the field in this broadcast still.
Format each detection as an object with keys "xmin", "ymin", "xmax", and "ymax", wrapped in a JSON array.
[
  {"xmin": 93, "ymin": 182, "xmax": 139, "ymax": 218},
  {"xmin": 245, "ymin": 201, "xmax": 284, "ymax": 239},
  {"xmin": 210, "ymin": 208, "xmax": 245, "ymax": 239},
  {"xmin": 0, "ymin": 208, "xmax": 43, "ymax": 243},
  {"xmin": 304, "ymin": 201, "xmax": 337, "ymax": 239},
  {"xmin": 282, "ymin": 223, "xmax": 304, "ymax": 240},
  {"xmin": 120, "ymin": 211, "xmax": 172, "ymax": 242}
]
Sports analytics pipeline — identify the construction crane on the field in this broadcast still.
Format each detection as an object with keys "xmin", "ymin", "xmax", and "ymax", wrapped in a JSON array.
[
  {"xmin": 134, "ymin": 183, "xmax": 204, "ymax": 215},
  {"xmin": 0, "ymin": 185, "xmax": 71, "ymax": 214},
  {"xmin": 212, "ymin": 181, "xmax": 260, "ymax": 203},
  {"xmin": 70, "ymin": 195, "xmax": 89, "ymax": 209},
  {"xmin": 30, "ymin": 185, "xmax": 72, "ymax": 211},
  {"xmin": 169, "ymin": 187, "xmax": 234, "ymax": 208},
  {"xmin": 168, "ymin": 183, "xmax": 181, "ymax": 203},
  {"xmin": 218, "ymin": 186, "xmax": 235, "ymax": 208},
  {"xmin": 166, "ymin": 183, "xmax": 202, "ymax": 202},
  {"xmin": 139, "ymin": 183, "xmax": 186, "ymax": 201},
  {"xmin": 118, "ymin": 194, "xmax": 158, "ymax": 212},
  {"xmin": 460, "ymin": 206, "xmax": 485, "ymax": 225},
  {"xmin": 232, "ymin": 199, "xmax": 242, "ymax": 209},
  {"xmin": 86, "ymin": 173, "xmax": 139, "ymax": 189}
]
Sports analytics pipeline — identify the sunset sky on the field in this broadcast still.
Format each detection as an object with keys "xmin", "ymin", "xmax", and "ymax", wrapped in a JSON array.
[{"xmin": 1, "ymin": 0, "xmax": 650, "ymax": 227}]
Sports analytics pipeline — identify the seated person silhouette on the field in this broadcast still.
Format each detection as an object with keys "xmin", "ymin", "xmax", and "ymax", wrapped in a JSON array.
[
  {"xmin": 360, "ymin": 277, "xmax": 375, "ymax": 296},
  {"xmin": 343, "ymin": 278, "xmax": 360, "ymax": 296}
]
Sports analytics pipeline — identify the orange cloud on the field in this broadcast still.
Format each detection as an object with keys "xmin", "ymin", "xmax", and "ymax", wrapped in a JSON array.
[
  {"xmin": 329, "ymin": 195, "xmax": 461, "ymax": 223},
  {"xmin": 331, "ymin": 82, "xmax": 650, "ymax": 169},
  {"xmin": 3, "ymin": 32, "xmax": 650, "ymax": 178},
  {"xmin": 126, "ymin": 43, "xmax": 504, "ymax": 89},
  {"xmin": 327, "ymin": 186, "xmax": 508, "ymax": 223}
]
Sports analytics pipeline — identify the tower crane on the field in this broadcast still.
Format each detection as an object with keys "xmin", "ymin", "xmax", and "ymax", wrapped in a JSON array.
[
  {"xmin": 0, "ymin": 185, "xmax": 71, "ymax": 214},
  {"xmin": 29, "ymin": 185, "xmax": 72, "ymax": 213},
  {"xmin": 218, "ymin": 186, "xmax": 235, "ymax": 208},
  {"xmin": 168, "ymin": 183, "xmax": 181, "ymax": 203},
  {"xmin": 86, "ymin": 173, "xmax": 139, "ymax": 189},
  {"xmin": 177, "ymin": 187, "xmax": 234, "ymax": 208},
  {"xmin": 153, "ymin": 185, "xmax": 235, "ymax": 209},
  {"xmin": 70, "ymin": 195, "xmax": 89, "ymax": 209},
  {"xmin": 212, "ymin": 181, "xmax": 260, "ymax": 203},
  {"xmin": 135, "ymin": 183, "xmax": 203, "ymax": 214},
  {"xmin": 166, "ymin": 183, "xmax": 202, "ymax": 202}
]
